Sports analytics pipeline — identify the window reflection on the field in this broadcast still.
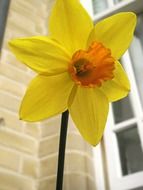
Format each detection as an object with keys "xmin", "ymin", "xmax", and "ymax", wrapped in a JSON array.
[{"xmin": 117, "ymin": 125, "xmax": 143, "ymax": 176}]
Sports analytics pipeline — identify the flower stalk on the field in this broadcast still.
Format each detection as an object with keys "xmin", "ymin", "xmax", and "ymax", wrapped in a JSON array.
[{"xmin": 56, "ymin": 110, "xmax": 69, "ymax": 190}]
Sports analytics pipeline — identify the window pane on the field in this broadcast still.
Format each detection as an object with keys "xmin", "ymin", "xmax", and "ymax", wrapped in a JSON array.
[
  {"xmin": 92, "ymin": 0, "xmax": 107, "ymax": 14},
  {"xmin": 112, "ymin": 96, "xmax": 134, "ymax": 124},
  {"xmin": 117, "ymin": 125, "xmax": 143, "ymax": 175},
  {"xmin": 129, "ymin": 14, "xmax": 143, "ymax": 108}
]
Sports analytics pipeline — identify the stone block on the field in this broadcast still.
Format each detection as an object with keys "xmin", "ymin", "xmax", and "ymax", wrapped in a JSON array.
[
  {"xmin": 39, "ymin": 155, "xmax": 58, "ymax": 177},
  {"xmin": 25, "ymin": 123, "xmax": 41, "ymax": 138},
  {"xmin": 2, "ymin": 50, "xmax": 27, "ymax": 71},
  {"xmin": 0, "ymin": 129, "xmax": 38, "ymax": 155},
  {"xmin": 40, "ymin": 115, "xmax": 61, "ymax": 137},
  {"xmin": 0, "ymin": 75, "xmax": 25, "ymax": 97},
  {"xmin": 65, "ymin": 152, "xmax": 86, "ymax": 173},
  {"xmin": 0, "ymin": 171, "xmax": 35, "ymax": 190},
  {"xmin": 0, "ymin": 91, "xmax": 20, "ymax": 113},
  {"xmin": 0, "ymin": 64, "xmax": 32, "ymax": 85},
  {"xmin": 0, "ymin": 147, "xmax": 20, "ymax": 171},
  {"xmin": 22, "ymin": 157, "xmax": 39, "ymax": 178},
  {"xmin": 39, "ymin": 135, "xmax": 59, "ymax": 157},
  {"xmin": 0, "ymin": 108, "xmax": 23, "ymax": 131},
  {"xmin": 38, "ymin": 177, "xmax": 56, "ymax": 190}
]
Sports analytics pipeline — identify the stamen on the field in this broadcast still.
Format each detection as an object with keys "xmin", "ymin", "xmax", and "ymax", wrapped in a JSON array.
[{"xmin": 68, "ymin": 41, "xmax": 115, "ymax": 88}]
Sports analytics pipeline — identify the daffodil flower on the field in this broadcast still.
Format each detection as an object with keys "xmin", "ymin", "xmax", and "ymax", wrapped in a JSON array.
[{"xmin": 9, "ymin": 0, "xmax": 136, "ymax": 145}]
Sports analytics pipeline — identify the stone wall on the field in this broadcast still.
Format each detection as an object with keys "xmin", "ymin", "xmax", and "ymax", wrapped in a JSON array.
[{"xmin": 0, "ymin": 0, "xmax": 96, "ymax": 189}]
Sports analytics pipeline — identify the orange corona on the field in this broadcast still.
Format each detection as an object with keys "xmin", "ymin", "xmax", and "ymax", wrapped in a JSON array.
[{"xmin": 68, "ymin": 42, "xmax": 115, "ymax": 87}]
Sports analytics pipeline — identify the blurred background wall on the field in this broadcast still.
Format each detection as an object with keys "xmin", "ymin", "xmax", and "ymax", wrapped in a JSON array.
[{"xmin": 0, "ymin": 0, "xmax": 96, "ymax": 190}]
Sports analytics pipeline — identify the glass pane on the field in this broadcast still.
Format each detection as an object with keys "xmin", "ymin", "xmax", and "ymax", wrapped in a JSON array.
[
  {"xmin": 92, "ymin": 0, "xmax": 107, "ymax": 14},
  {"xmin": 112, "ymin": 96, "xmax": 134, "ymax": 123},
  {"xmin": 129, "ymin": 14, "xmax": 143, "ymax": 108},
  {"xmin": 117, "ymin": 125, "xmax": 143, "ymax": 176}
]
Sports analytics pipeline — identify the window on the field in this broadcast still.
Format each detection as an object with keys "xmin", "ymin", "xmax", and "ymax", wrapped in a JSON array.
[
  {"xmin": 80, "ymin": 0, "xmax": 143, "ymax": 189},
  {"xmin": 129, "ymin": 13, "xmax": 143, "ymax": 108},
  {"xmin": 92, "ymin": 0, "xmax": 108, "ymax": 14},
  {"xmin": 112, "ymin": 96, "xmax": 134, "ymax": 124},
  {"xmin": 117, "ymin": 125, "xmax": 143, "ymax": 176}
]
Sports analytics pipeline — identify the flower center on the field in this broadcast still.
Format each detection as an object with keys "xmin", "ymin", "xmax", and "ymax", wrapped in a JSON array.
[{"xmin": 68, "ymin": 41, "xmax": 115, "ymax": 87}]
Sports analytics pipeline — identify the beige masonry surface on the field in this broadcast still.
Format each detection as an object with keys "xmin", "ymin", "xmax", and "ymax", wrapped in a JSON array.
[{"xmin": 0, "ymin": 0, "xmax": 96, "ymax": 189}]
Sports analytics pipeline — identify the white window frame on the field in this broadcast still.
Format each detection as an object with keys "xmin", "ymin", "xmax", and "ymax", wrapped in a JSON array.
[{"xmin": 81, "ymin": 0, "xmax": 143, "ymax": 189}]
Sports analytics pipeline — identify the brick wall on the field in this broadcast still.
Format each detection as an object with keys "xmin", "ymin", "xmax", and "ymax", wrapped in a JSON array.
[{"xmin": 0, "ymin": 0, "xmax": 96, "ymax": 189}]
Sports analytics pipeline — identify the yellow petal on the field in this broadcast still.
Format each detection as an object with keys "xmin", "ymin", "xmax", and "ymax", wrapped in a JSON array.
[
  {"xmin": 49, "ymin": 0, "xmax": 93, "ymax": 53},
  {"xmin": 9, "ymin": 36, "xmax": 70, "ymax": 75},
  {"xmin": 100, "ymin": 61, "xmax": 130, "ymax": 102},
  {"xmin": 87, "ymin": 12, "xmax": 136, "ymax": 59},
  {"xmin": 69, "ymin": 87, "xmax": 109, "ymax": 145},
  {"xmin": 20, "ymin": 73, "xmax": 74, "ymax": 121}
]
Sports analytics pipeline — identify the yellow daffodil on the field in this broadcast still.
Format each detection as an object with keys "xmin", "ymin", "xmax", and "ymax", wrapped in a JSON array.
[{"xmin": 9, "ymin": 0, "xmax": 136, "ymax": 145}]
